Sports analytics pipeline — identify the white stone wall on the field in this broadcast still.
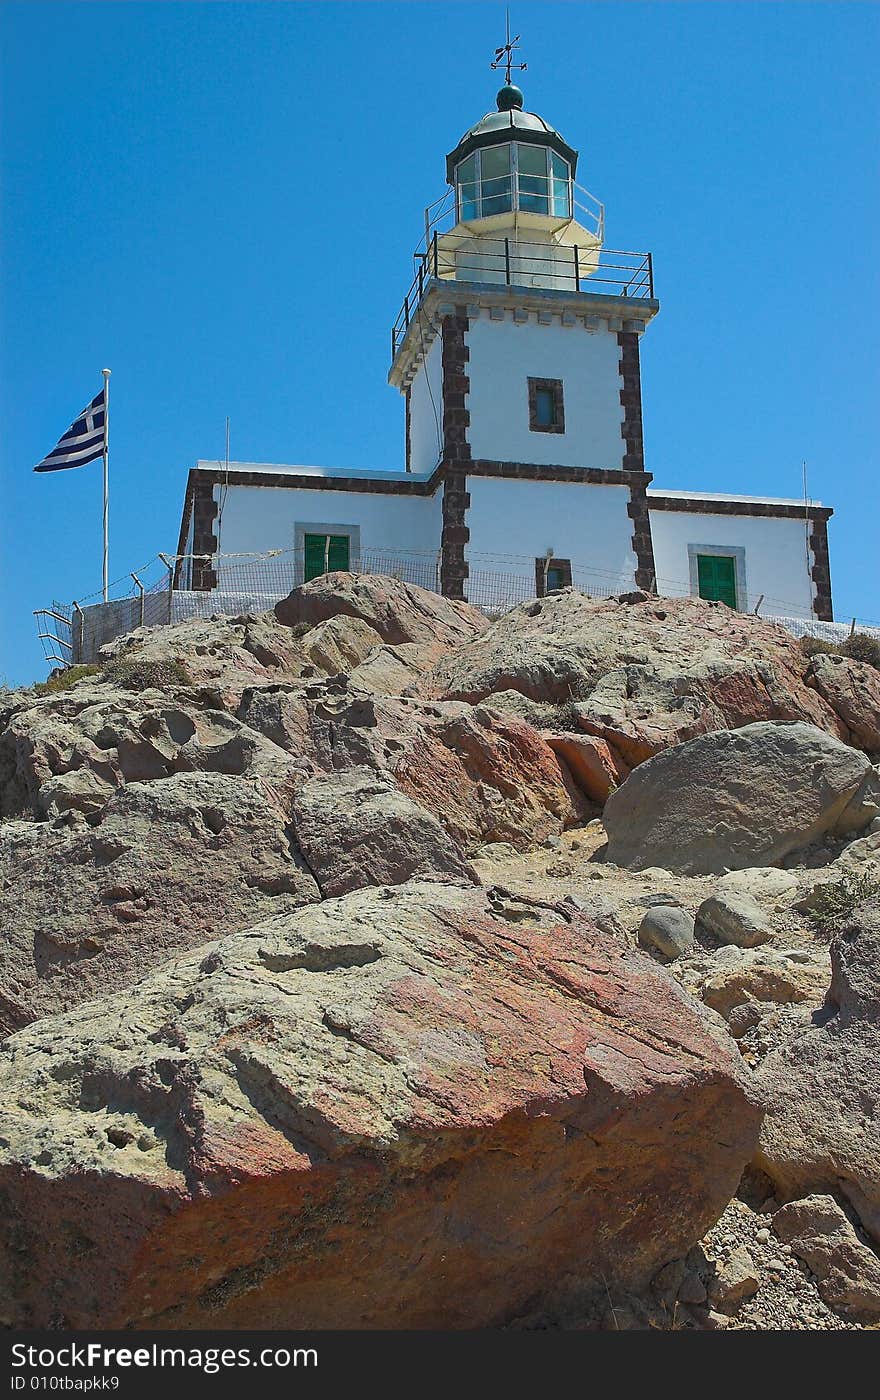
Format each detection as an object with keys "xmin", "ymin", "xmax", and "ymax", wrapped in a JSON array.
[
  {"xmin": 466, "ymin": 316, "xmax": 625, "ymax": 468},
  {"xmin": 649, "ymin": 507, "xmax": 818, "ymax": 618},
  {"xmin": 211, "ymin": 482, "xmax": 443, "ymax": 588},
  {"xmin": 408, "ymin": 334, "xmax": 443, "ymax": 475},
  {"xmin": 464, "ymin": 476, "xmax": 638, "ymax": 600}
]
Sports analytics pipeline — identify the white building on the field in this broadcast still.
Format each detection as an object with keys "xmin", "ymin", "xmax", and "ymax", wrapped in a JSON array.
[{"xmin": 176, "ymin": 81, "xmax": 833, "ymax": 621}]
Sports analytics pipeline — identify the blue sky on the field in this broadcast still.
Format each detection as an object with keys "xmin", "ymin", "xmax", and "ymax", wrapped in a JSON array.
[{"xmin": 2, "ymin": 0, "xmax": 878, "ymax": 685}]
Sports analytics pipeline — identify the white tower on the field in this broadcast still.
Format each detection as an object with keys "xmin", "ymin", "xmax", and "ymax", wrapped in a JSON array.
[{"xmin": 389, "ymin": 74, "xmax": 660, "ymax": 599}]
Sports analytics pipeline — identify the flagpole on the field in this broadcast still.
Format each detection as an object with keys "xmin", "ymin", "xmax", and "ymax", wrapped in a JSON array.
[{"xmin": 102, "ymin": 368, "xmax": 111, "ymax": 602}]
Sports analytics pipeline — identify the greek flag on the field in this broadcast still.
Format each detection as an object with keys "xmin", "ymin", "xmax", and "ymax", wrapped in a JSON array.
[{"xmin": 34, "ymin": 387, "xmax": 106, "ymax": 472}]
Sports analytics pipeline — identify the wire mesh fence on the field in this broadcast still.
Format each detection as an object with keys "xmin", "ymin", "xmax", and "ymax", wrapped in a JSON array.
[{"xmin": 34, "ymin": 545, "xmax": 880, "ymax": 672}]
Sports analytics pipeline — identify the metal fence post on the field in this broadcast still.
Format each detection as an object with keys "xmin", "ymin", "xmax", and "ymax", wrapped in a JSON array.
[
  {"xmin": 504, "ymin": 237, "xmax": 511, "ymax": 285},
  {"xmin": 130, "ymin": 572, "xmax": 145, "ymax": 627},
  {"xmin": 157, "ymin": 553, "xmax": 175, "ymax": 623},
  {"xmin": 573, "ymin": 243, "xmax": 580, "ymax": 290},
  {"xmin": 71, "ymin": 602, "xmax": 84, "ymax": 664}
]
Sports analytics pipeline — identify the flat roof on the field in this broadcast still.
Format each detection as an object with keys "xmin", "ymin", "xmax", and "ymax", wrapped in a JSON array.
[
  {"xmin": 647, "ymin": 488, "xmax": 825, "ymax": 507},
  {"xmin": 194, "ymin": 460, "xmax": 435, "ymax": 483}
]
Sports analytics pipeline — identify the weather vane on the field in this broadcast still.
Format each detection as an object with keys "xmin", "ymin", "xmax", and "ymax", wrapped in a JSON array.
[{"xmin": 491, "ymin": 10, "xmax": 527, "ymax": 85}]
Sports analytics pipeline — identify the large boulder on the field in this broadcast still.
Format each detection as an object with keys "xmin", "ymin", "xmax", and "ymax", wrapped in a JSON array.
[
  {"xmin": 275, "ymin": 571, "xmax": 488, "ymax": 678},
  {"xmin": 755, "ymin": 901, "xmax": 880, "ymax": 1246},
  {"xmin": 290, "ymin": 767, "xmax": 477, "ymax": 896},
  {"xmin": 434, "ymin": 591, "xmax": 854, "ymax": 770},
  {"xmin": 603, "ymin": 722, "xmax": 877, "ymax": 874},
  {"xmin": 238, "ymin": 680, "xmax": 585, "ymax": 851},
  {"xmin": 0, "ymin": 881, "xmax": 762, "ymax": 1330},
  {"xmin": 0, "ymin": 772, "xmax": 321, "ymax": 1036},
  {"xmin": 805, "ymin": 653, "xmax": 880, "ymax": 754}
]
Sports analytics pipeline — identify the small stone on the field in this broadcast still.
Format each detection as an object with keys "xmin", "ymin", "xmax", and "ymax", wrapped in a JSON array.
[
  {"xmin": 637, "ymin": 905, "xmax": 696, "ymax": 961},
  {"xmin": 697, "ymin": 891, "xmax": 774, "ymax": 948},
  {"xmin": 708, "ymin": 1245, "xmax": 760, "ymax": 1311},
  {"xmin": 756, "ymin": 1228, "xmax": 771, "ymax": 1244}
]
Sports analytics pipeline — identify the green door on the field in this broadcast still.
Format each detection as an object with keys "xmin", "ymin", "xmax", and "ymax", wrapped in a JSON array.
[
  {"xmin": 696, "ymin": 553, "xmax": 738, "ymax": 609},
  {"xmin": 303, "ymin": 533, "xmax": 350, "ymax": 582}
]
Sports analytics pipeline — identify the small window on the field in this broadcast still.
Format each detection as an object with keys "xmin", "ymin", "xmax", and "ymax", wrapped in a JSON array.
[
  {"xmin": 457, "ymin": 153, "xmax": 478, "ymax": 221},
  {"xmin": 304, "ymin": 532, "xmax": 350, "ymax": 582},
  {"xmin": 480, "ymin": 144, "xmax": 512, "ymax": 216},
  {"xmin": 535, "ymin": 557, "xmax": 572, "ymax": 596},
  {"xmin": 528, "ymin": 376, "xmax": 565, "ymax": 434},
  {"xmin": 696, "ymin": 553, "xmax": 738, "ymax": 609}
]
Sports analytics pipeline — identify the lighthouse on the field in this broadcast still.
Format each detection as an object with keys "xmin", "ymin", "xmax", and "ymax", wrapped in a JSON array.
[{"xmin": 389, "ymin": 75, "xmax": 659, "ymax": 597}]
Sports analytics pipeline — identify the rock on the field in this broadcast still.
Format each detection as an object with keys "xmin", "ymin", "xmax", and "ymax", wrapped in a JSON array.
[
  {"xmin": 651, "ymin": 1257, "xmax": 687, "ymax": 1305},
  {"xmin": 290, "ymin": 767, "xmax": 477, "ymax": 897},
  {"xmin": 604, "ymin": 722, "xmax": 875, "ymax": 874},
  {"xmin": 542, "ymin": 733, "xmax": 629, "ymax": 803},
  {"xmin": 700, "ymin": 950, "xmax": 829, "ymax": 1019},
  {"xmin": 726, "ymin": 1002, "xmax": 764, "ymax": 1038},
  {"xmin": 708, "ymin": 1245, "xmax": 760, "ymax": 1311},
  {"xmin": 755, "ymin": 901, "xmax": 880, "ymax": 1247},
  {"xmin": 697, "ymin": 891, "xmax": 774, "ymax": 948},
  {"xmin": 275, "ymin": 571, "xmax": 487, "ymax": 671},
  {"xmin": 0, "ymin": 772, "xmax": 321, "ymax": 1035},
  {"xmin": 433, "ymin": 591, "xmax": 855, "ymax": 768},
  {"xmin": 772, "ymin": 1196, "xmax": 880, "ymax": 1322},
  {"xmin": 0, "ymin": 881, "xmax": 762, "ymax": 1329},
  {"xmin": 805, "ymin": 653, "xmax": 880, "ymax": 754},
  {"xmin": 717, "ymin": 867, "xmax": 799, "ymax": 904},
  {"xmin": 300, "ymin": 614, "xmax": 384, "ymax": 675},
  {"xmin": 677, "ymin": 1271, "xmax": 708, "ymax": 1306},
  {"xmin": 637, "ymin": 906, "xmax": 695, "ymax": 961},
  {"xmin": 239, "ymin": 684, "xmax": 585, "ymax": 853}
]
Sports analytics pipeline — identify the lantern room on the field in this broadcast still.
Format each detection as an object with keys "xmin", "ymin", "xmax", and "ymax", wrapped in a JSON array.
[{"xmin": 430, "ymin": 82, "xmax": 605, "ymax": 292}]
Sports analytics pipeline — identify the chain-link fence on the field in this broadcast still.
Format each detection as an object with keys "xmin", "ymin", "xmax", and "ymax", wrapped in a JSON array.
[{"xmin": 35, "ymin": 545, "xmax": 880, "ymax": 671}]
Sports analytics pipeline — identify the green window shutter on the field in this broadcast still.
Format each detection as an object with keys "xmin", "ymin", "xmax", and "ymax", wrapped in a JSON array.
[
  {"xmin": 696, "ymin": 554, "xmax": 738, "ymax": 609},
  {"xmin": 327, "ymin": 535, "xmax": 350, "ymax": 571},
  {"xmin": 303, "ymin": 533, "xmax": 326, "ymax": 582},
  {"xmin": 303, "ymin": 533, "xmax": 351, "ymax": 582}
]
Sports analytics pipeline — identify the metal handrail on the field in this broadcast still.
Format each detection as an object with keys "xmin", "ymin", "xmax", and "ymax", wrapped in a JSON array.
[{"xmin": 391, "ymin": 239, "xmax": 655, "ymax": 360}]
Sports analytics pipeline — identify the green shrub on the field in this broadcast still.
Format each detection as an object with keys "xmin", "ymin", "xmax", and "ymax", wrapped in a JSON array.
[
  {"xmin": 841, "ymin": 633, "xmax": 880, "ymax": 670},
  {"xmin": 799, "ymin": 632, "xmax": 880, "ymax": 672},
  {"xmin": 807, "ymin": 871, "xmax": 880, "ymax": 937},
  {"xmin": 799, "ymin": 635, "xmax": 839, "ymax": 659},
  {"xmin": 33, "ymin": 664, "xmax": 101, "ymax": 695},
  {"xmin": 102, "ymin": 655, "xmax": 191, "ymax": 691}
]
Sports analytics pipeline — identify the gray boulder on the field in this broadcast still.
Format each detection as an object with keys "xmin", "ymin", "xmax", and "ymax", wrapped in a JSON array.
[
  {"xmin": 756, "ymin": 900, "xmax": 880, "ymax": 1246},
  {"xmin": 697, "ymin": 891, "xmax": 773, "ymax": 948},
  {"xmin": 637, "ymin": 905, "xmax": 695, "ymax": 961},
  {"xmin": 604, "ymin": 721, "xmax": 876, "ymax": 875},
  {"xmin": 291, "ymin": 767, "xmax": 477, "ymax": 897}
]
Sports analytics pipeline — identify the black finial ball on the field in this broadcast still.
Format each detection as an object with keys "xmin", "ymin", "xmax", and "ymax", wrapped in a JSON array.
[{"xmin": 496, "ymin": 83, "xmax": 524, "ymax": 111}]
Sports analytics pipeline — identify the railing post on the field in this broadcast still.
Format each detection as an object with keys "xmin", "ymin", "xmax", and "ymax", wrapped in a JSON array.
[
  {"xmin": 648, "ymin": 251, "xmax": 654, "ymax": 299},
  {"xmin": 418, "ymin": 259, "xmax": 424, "ymax": 298},
  {"xmin": 573, "ymin": 243, "xmax": 580, "ymax": 290},
  {"xmin": 504, "ymin": 236, "xmax": 511, "ymax": 285},
  {"xmin": 157, "ymin": 553, "xmax": 175, "ymax": 623},
  {"xmin": 404, "ymin": 294, "xmax": 409, "ymax": 327},
  {"xmin": 432, "ymin": 230, "xmax": 438, "ymax": 277},
  {"xmin": 72, "ymin": 601, "xmax": 84, "ymax": 665},
  {"xmin": 391, "ymin": 327, "xmax": 396, "ymax": 361},
  {"xmin": 130, "ymin": 572, "xmax": 145, "ymax": 627}
]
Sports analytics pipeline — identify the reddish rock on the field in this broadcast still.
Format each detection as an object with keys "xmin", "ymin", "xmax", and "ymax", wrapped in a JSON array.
[
  {"xmin": 805, "ymin": 653, "xmax": 880, "ymax": 753},
  {"xmin": 543, "ymin": 732, "xmax": 630, "ymax": 802},
  {"xmin": 434, "ymin": 591, "xmax": 856, "ymax": 764},
  {"xmin": 0, "ymin": 882, "xmax": 762, "ymax": 1329}
]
